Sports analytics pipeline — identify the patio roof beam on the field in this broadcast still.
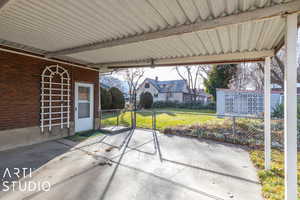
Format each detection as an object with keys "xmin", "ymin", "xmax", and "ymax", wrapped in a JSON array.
[
  {"xmin": 0, "ymin": 47, "xmax": 99, "ymax": 72},
  {"xmin": 0, "ymin": 0, "xmax": 10, "ymax": 10},
  {"xmin": 94, "ymin": 50, "xmax": 274, "ymax": 69},
  {"xmin": 46, "ymin": 1, "xmax": 300, "ymax": 58}
]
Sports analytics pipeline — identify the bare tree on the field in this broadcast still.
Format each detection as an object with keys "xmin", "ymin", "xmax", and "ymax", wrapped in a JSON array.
[
  {"xmin": 175, "ymin": 65, "xmax": 210, "ymax": 101},
  {"xmin": 100, "ymin": 75, "xmax": 127, "ymax": 93},
  {"xmin": 229, "ymin": 63, "xmax": 251, "ymax": 90},
  {"xmin": 231, "ymin": 51, "xmax": 300, "ymax": 91},
  {"xmin": 230, "ymin": 62, "xmax": 264, "ymax": 91},
  {"xmin": 123, "ymin": 68, "xmax": 144, "ymax": 105},
  {"xmin": 231, "ymin": 29, "xmax": 300, "ymax": 90}
]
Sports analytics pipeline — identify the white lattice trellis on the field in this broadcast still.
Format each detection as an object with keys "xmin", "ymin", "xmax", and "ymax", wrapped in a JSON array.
[{"xmin": 41, "ymin": 65, "xmax": 70, "ymax": 132}]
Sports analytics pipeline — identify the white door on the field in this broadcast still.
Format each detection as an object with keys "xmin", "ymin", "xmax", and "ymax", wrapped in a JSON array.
[{"xmin": 75, "ymin": 83, "xmax": 94, "ymax": 132}]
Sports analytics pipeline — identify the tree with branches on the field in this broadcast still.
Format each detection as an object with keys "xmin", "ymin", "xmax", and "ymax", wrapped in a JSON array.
[
  {"xmin": 123, "ymin": 68, "xmax": 145, "ymax": 106},
  {"xmin": 231, "ymin": 48, "xmax": 300, "ymax": 91},
  {"xmin": 175, "ymin": 65, "xmax": 210, "ymax": 101},
  {"xmin": 231, "ymin": 30, "xmax": 300, "ymax": 90},
  {"xmin": 204, "ymin": 64, "xmax": 238, "ymax": 101}
]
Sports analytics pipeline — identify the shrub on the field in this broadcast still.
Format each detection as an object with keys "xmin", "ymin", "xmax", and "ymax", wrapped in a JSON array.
[
  {"xmin": 271, "ymin": 103, "xmax": 300, "ymax": 119},
  {"xmin": 139, "ymin": 92, "xmax": 153, "ymax": 109},
  {"xmin": 109, "ymin": 87, "xmax": 125, "ymax": 109},
  {"xmin": 161, "ymin": 118, "xmax": 267, "ymax": 148},
  {"xmin": 100, "ymin": 87, "xmax": 112, "ymax": 109},
  {"xmin": 271, "ymin": 103, "xmax": 284, "ymax": 118}
]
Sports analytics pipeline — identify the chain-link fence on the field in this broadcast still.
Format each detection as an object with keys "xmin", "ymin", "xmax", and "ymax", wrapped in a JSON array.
[
  {"xmin": 99, "ymin": 109, "xmax": 297, "ymax": 149},
  {"xmin": 100, "ymin": 109, "xmax": 133, "ymax": 128}
]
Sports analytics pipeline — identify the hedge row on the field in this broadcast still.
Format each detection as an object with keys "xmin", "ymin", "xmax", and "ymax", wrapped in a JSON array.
[
  {"xmin": 101, "ymin": 87, "xmax": 125, "ymax": 110},
  {"xmin": 152, "ymin": 101, "xmax": 216, "ymax": 110}
]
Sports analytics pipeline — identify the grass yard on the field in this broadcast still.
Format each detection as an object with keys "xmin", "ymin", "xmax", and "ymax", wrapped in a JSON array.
[
  {"xmin": 101, "ymin": 108, "xmax": 220, "ymax": 130},
  {"xmin": 250, "ymin": 150, "xmax": 300, "ymax": 200},
  {"xmin": 151, "ymin": 108, "xmax": 216, "ymax": 114}
]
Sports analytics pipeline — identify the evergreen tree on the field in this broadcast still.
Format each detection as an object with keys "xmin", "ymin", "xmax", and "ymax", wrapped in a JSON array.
[
  {"xmin": 109, "ymin": 87, "xmax": 125, "ymax": 109},
  {"xmin": 100, "ymin": 87, "xmax": 112, "ymax": 109},
  {"xmin": 204, "ymin": 64, "xmax": 237, "ymax": 101}
]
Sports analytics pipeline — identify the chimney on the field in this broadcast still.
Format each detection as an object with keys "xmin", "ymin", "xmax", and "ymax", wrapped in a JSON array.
[{"xmin": 155, "ymin": 76, "xmax": 158, "ymax": 81}]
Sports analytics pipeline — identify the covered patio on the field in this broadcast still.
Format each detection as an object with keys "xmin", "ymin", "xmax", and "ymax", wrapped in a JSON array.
[
  {"xmin": 0, "ymin": 0, "xmax": 300, "ymax": 199},
  {"xmin": 0, "ymin": 129, "xmax": 263, "ymax": 200}
]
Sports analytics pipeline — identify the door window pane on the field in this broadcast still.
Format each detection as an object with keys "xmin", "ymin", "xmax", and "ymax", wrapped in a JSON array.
[
  {"xmin": 79, "ymin": 103, "xmax": 90, "ymax": 118},
  {"xmin": 79, "ymin": 87, "xmax": 90, "ymax": 101}
]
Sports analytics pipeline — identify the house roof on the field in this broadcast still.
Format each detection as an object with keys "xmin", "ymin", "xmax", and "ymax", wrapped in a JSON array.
[
  {"xmin": 0, "ymin": 1, "xmax": 299, "ymax": 71},
  {"xmin": 100, "ymin": 83, "xmax": 110, "ymax": 89},
  {"xmin": 145, "ymin": 78, "xmax": 187, "ymax": 93}
]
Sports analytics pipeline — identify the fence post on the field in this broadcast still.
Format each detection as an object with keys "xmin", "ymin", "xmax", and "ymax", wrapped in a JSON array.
[
  {"xmin": 134, "ymin": 110, "xmax": 136, "ymax": 128},
  {"xmin": 117, "ymin": 111, "xmax": 119, "ymax": 126},
  {"xmin": 232, "ymin": 116, "xmax": 236, "ymax": 135},
  {"xmin": 130, "ymin": 111, "xmax": 133, "ymax": 129},
  {"xmin": 154, "ymin": 111, "xmax": 156, "ymax": 130},
  {"xmin": 152, "ymin": 112, "xmax": 154, "ymax": 130},
  {"xmin": 99, "ymin": 110, "xmax": 102, "ymax": 129}
]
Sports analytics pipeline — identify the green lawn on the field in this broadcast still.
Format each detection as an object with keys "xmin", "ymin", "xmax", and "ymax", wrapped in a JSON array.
[
  {"xmin": 101, "ymin": 108, "xmax": 220, "ymax": 130},
  {"xmin": 250, "ymin": 150, "xmax": 300, "ymax": 200},
  {"xmin": 151, "ymin": 108, "xmax": 216, "ymax": 114}
]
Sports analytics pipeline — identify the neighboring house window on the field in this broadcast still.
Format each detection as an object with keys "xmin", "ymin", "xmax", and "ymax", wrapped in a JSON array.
[{"xmin": 145, "ymin": 83, "xmax": 150, "ymax": 88}]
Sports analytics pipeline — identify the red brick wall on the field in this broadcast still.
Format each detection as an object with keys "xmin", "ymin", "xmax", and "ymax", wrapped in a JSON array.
[{"xmin": 0, "ymin": 51, "xmax": 99, "ymax": 130}]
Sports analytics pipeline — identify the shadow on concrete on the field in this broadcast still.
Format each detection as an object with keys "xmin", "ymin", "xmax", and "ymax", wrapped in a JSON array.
[
  {"xmin": 21, "ymin": 129, "xmax": 226, "ymax": 200},
  {"xmin": 155, "ymin": 133, "xmax": 259, "ymax": 185},
  {"xmin": 98, "ymin": 129, "xmax": 135, "ymax": 200},
  {"xmin": 162, "ymin": 132, "xmax": 249, "ymax": 151},
  {"xmin": 21, "ymin": 164, "xmax": 102, "ymax": 200},
  {"xmin": 0, "ymin": 129, "xmax": 258, "ymax": 200},
  {"xmin": 162, "ymin": 158, "xmax": 260, "ymax": 185},
  {"xmin": 100, "ymin": 131, "xmax": 133, "ymax": 150},
  {"xmin": 0, "ymin": 141, "xmax": 72, "ymax": 190},
  {"xmin": 16, "ymin": 130, "xmax": 136, "ymax": 200},
  {"xmin": 57, "ymin": 135, "xmax": 108, "ymax": 151},
  {"xmin": 109, "ymin": 161, "xmax": 226, "ymax": 200}
]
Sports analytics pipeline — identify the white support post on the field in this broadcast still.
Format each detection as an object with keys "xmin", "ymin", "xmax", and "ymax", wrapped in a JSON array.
[
  {"xmin": 264, "ymin": 56, "xmax": 271, "ymax": 170},
  {"xmin": 284, "ymin": 13, "xmax": 298, "ymax": 200},
  {"xmin": 99, "ymin": 74, "xmax": 102, "ymax": 129}
]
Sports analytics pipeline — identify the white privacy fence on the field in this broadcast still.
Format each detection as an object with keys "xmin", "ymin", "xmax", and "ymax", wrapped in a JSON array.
[{"xmin": 216, "ymin": 89, "xmax": 283, "ymax": 116}]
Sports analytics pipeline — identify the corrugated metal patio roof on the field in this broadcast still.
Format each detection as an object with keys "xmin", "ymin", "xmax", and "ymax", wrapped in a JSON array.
[{"xmin": 0, "ymin": 0, "xmax": 299, "ymax": 71}]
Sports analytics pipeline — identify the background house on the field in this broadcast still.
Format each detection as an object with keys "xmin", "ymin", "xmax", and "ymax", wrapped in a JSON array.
[{"xmin": 136, "ymin": 77, "xmax": 209, "ymax": 103}]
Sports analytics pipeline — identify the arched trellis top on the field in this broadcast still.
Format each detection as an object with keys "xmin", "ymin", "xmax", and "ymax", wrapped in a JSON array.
[
  {"xmin": 40, "ymin": 65, "xmax": 70, "ymax": 132},
  {"xmin": 42, "ymin": 65, "xmax": 70, "ymax": 79}
]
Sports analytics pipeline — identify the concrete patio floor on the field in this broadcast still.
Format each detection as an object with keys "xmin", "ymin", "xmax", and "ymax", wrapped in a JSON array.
[{"xmin": 0, "ymin": 129, "xmax": 262, "ymax": 200}]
